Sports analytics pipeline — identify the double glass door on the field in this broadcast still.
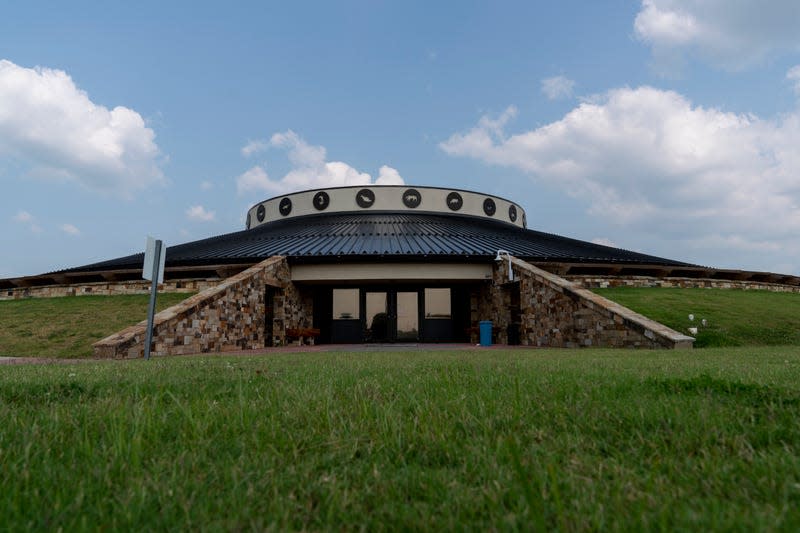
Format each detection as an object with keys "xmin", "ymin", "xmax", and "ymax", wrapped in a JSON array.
[{"xmin": 365, "ymin": 290, "xmax": 419, "ymax": 342}]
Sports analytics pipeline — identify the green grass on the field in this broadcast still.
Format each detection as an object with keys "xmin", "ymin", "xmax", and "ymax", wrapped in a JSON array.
[
  {"xmin": 0, "ymin": 293, "xmax": 193, "ymax": 358},
  {"xmin": 595, "ymin": 287, "xmax": 800, "ymax": 347},
  {"xmin": 2, "ymin": 348, "xmax": 800, "ymax": 530}
]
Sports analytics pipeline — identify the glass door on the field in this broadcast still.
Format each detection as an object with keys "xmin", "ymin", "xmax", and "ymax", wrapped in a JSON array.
[
  {"xmin": 365, "ymin": 291, "xmax": 389, "ymax": 342},
  {"xmin": 364, "ymin": 289, "xmax": 419, "ymax": 342},
  {"xmin": 395, "ymin": 291, "xmax": 419, "ymax": 342}
]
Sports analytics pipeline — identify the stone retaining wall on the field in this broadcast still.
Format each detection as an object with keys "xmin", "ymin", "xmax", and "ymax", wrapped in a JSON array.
[
  {"xmin": 569, "ymin": 275, "xmax": 800, "ymax": 293},
  {"xmin": 1, "ymin": 278, "xmax": 220, "ymax": 301},
  {"xmin": 93, "ymin": 257, "xmax": 292, "ymax": 358},
  {"xmin": 491, "ymin": 258, "xmax": 693, "ymax": 349}
]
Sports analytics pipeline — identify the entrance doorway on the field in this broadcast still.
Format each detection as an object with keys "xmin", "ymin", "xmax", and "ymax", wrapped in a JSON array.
[
  {"xmin": 323, "ymin": 285, "xmax": 470, "ymax": 344},
  {"xmin": 365, "ymin": 290, "xmax": 419, "ymax": 342}
]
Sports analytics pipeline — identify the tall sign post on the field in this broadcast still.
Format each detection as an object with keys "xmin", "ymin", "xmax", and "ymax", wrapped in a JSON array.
[{"xmin": 142, "ymin": 236, "xmax": 165, "ymax": 360}]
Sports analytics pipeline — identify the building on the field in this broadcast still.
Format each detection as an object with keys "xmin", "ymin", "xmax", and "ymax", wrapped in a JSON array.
[{"xmin": 4, "ymin": 185, "xmax": 799, "ymax": 356}]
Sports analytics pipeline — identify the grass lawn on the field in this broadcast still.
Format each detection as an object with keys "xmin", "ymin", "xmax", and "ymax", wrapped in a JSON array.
[
  {"xmin": 595, "ymin": 287, "xmax": 800, "ymax": 347},
  {"xmin": 0, "ymin": 293, "xmax": 193, "ymax": 358},
  {"xmin": 2, "ymin": 348, "xmax": 800, "ymax": 530}
]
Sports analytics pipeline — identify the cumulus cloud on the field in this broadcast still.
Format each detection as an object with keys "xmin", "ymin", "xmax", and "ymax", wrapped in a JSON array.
[
  {"xmin": 375, "ymin": 165, "xmax": 404, "ymax": 185},
  {"xmin": 236, "ymin": 165, "xmax": 273, "ymax": 195},
  {"xmin": 634, "ymin": 0, "xmax": 800, "ymax": 71},
  {"xmin": 541, "ymin": 76, "xmax": 575, "ymax": 100},
  {"xmin": 235, "ymin": 130, "xmax": 404, "ymax": 194},
  {"xmin": 60, "ymin": 223, "xmax": 80, "ymax": 236},
  {"xmin": 186, "ymin": 205, "xmax": 216, "ymax": 222},
  {"xmin": 0, "ymin": 59, "xmax": 164, "ymax": 196},
  {"xmin": 440, "ymin": 86, "xmax": 800, "ymax": 265},
  {"xmin": 241, "ymin": 139, "xmax": 269, "ymax": 157},
  {"xmin": 12, "ymin": 210, "xmax": 42, "ymax": 233}
]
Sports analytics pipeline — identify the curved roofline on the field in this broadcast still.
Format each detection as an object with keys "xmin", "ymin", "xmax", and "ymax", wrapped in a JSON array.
[
  {"xmin": 245, "ymin": 185, "xmax": 528, "ymax": 230},
  {"xmin": 249, "ymin": 184, "xmax": 522, "ymax": 209}
]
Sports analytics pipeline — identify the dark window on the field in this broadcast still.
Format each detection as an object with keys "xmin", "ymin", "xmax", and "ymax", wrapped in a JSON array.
[
  {"xmin": 356, "ymin": 189, "xmax": 375, "ymax": 208},
  {"xmin": 279, "ymin": 197, "xmax": 292, "ymax": 216},
  {"xmin": 483, "ymin": 198, "xmax": 496, "ymax": 216},
  {"xmin": 508, "ymin": 205, "xmax": 517, "ymax": 222},
  {"xmin": 257, "ymin": 204, "xmax": 266, "ymax": 222},
  {"xmin": 446, "ymin": 191, "xmax": 463, "ymax": 211},
  {"xmin": 313, "ymin": 191, "xmax": 330, "ymax": 211},
  {"xmin": 402, "ymin": 188, "xmax": 421, "ymax": 208}
]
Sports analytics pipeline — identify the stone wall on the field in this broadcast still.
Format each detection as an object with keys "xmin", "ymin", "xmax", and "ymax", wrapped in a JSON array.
[
  {"xmin": 569, "ymin": 275, "xmax": 800, "ymax": 293},
  {"xmin": 268, "ymin": 281, "xmax": 314, "ymax": 347},
  {"xmin": 488, "ymin": 258, "xmax": 693, "ymax": 349},
  {"xmin": 1, "ymin": 278, "xmax": 220, "ymax": 301},
  {"xmin": 93, "ymin": 256, "xmax": 297, "ymax": 358}
]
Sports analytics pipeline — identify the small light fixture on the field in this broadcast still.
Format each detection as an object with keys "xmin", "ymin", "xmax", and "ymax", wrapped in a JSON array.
[{"xmin": 495, "ymin": 249, "xmax": 514, "ymax": 281}]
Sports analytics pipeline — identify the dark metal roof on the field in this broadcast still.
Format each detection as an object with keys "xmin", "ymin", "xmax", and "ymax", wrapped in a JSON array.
[{"xmin": 57, "ymin": 212, "xmax": 692, "ymax": 274}]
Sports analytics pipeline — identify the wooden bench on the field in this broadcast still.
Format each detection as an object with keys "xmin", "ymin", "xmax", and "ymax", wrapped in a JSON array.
[{"xmin": 286, "ymin": 327, "xmax": 321, "ymax": 345}]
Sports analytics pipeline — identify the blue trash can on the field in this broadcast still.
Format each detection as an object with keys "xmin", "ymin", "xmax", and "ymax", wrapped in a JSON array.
[{"xmin": 479, "ymin": 320, "xmax": 493, "ymax": 346}]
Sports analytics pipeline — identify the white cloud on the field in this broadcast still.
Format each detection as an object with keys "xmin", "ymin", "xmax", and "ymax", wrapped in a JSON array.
[
  {"xmin": 0, "ymin": 59, "xmax": 164, "ymax": 196},
  {"xmin": 12, "ymin": 210, "xmax": 42, "ymax": 233},
  {"xmin": 60, "ymin": 223, "xmax": 80, "ymax": 236},
  {"xmin": 13, "ymin": 210, "xmax": 32, "ymax": 223},
  {"xmin": 235, "ymin": 130, "xmax": 404, "ymax": 195},
  {"xmin": 186, "ymin": 205, "xmax": 216, "ymax": 222},
  {"xmin": 788, "ymin": 65, "xmax": 800, "ymax": 95},
  {"xmin": 541, "ymin": 76, "xmax": 575, "ymax": 100},
  {"xmin": 241, "ymin": 139, "xmax": 269, "ymax": 157},
  {"xmin": 634, "ymin": 0, "xmax": 800, "ymax": 71},
  {"xmin": 236, "ymin": 165, "xmax": 274, "ymax": 195},
  {"xmin": 200, "ymin": 180, "xmax": 214, "ymax": 190},
  {"xmin": 441, "ymin": 86, "xmax": 800, "ymax": 268},
  {"xmin": 375, "ymin": 165, "xmax": 404, "ymax": 185}
]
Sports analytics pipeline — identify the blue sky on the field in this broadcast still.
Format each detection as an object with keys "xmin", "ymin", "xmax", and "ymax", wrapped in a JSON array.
[{"xmin": 3, "ymin": 1, "xmax": 800, "ymax": 277}]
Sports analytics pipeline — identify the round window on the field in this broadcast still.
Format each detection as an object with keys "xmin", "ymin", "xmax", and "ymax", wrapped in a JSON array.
[
  {"xmin": 483, "ymin": 198, "xmax": 496, "ymax": 216},
  {"xmin": 256, "ymin": 204, "xmax": 266, "ymax": 222},
  {"xmin": 446, "ymin": 192, "xmax": 463, "ymax": 211},
  {"xmin": 403, "ymin": 188, "xmax": 422, "ymax": 208},
  {"xmin": 279, "ymin": 197, "xmax": 292, "ymax": 216},
  {"xmin": 313, "ymin": 191, "xmax": 330, "ymax": 211},
  {"xmin": 508, "ymin": 205, "xmax": 517, "ymax": 222},
  {"xmin": 356, "ymin": 188, "xmax": 375, "ymax": 208}
]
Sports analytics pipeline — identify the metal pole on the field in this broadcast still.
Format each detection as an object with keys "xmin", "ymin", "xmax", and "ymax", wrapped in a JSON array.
[{"xmin": 144, "ymin": 239, "xmax": 162, "ymax": 360}]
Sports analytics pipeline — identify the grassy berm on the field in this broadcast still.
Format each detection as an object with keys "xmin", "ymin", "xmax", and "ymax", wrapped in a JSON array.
[
  {"xmin": 596, "ymin": 287, "xmax": 800, "ymax": 347},
  {"xmin": 2, "ymin": 287, "xmax": 799, "ymax": 359},
  {"xmin": 0, "ymin": 293, "xmax": 193, "ymax": 358},
  {"xmin": 1, "ymin": 349, "xmax": 799, "ymax": 530}
]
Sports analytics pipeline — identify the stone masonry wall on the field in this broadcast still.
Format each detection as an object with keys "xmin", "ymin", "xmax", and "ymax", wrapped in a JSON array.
[
  {"xmin": 269, "ymin": 280, "xmax": 313, "ymax": 346},
  {"xmin": 470, "ymin": 283, "xmax": 499, "ymax": 344},
  {"xmin": 93, "ymin": 256, "xmax": 294, "ymax": 358},
  {"xmin": 1, "ymin": 278, "xmax": 220, "ymax": 301},
  {"xmin": 487, "ymin": 258, "xmax": 694, "ymax": 349},
  {"xmin": 569, "ymin": 275, "xmax": 800, "ymax": 293}
]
